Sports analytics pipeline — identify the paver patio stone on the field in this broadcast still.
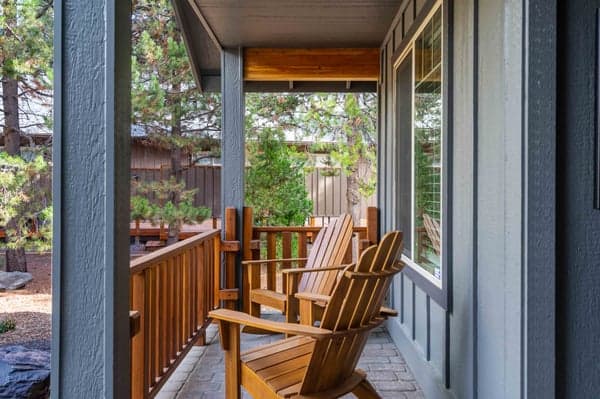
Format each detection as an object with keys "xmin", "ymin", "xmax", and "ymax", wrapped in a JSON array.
[{"xmin": 157, "ymin": 321, "xmax": 425, "ymax": 398}]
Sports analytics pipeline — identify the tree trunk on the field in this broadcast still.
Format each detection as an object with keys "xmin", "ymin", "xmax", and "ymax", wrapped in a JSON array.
[
  {"xmin": 166, "ymin": 226, "xmax": 178, "ymax": 245},
  {"xmin": 345, "ymin": 115, "xmax": 361, "ymax": 224},
  {"xmin": 346, "ymin": 173, "xmax": 361, "ymax": 224},
  {"xmin": 169, "ymin": 84, "xmax": 183, "ymax": 182},
  {"xmin": 167, "ymin": 88, "xmax": 183, "ymax": 243},
  {"xmin": 2, "ymin": 77, "xmax": 21, "ymax": 156},
  {"xmin": 5, "ymin": 248, "xmax": 27, "ymax": 272},
  {"xmin": 2, "ymin": 72, "xmax": 26, "ymax": 271}
]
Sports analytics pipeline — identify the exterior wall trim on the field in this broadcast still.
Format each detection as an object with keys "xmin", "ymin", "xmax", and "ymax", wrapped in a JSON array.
[
  {"xmin": 387, "ymin": 318, "xmax": 455, "ymax": 399},
  {"xmin": 522, "ymin": 0, "xmax": 557, "ymax": 397}
]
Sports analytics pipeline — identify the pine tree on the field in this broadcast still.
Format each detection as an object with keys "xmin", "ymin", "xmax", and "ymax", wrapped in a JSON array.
[
  {"xmin": 0, "ymin": 0, "xmax": 53, "ymax": 154},
  {"xmin": 131, "ymin": 0, "xmax": 220, "ymax": 239},
  {"xmin": 0, "ymin": 0, "xmax": 53, "ymax": 271}
]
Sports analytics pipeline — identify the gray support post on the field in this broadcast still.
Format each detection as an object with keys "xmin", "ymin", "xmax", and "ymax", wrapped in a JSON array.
[
  {"xmin": 221, "ymin": 47, "xmax": 245, "ymax": 302},
  {"xmin": 523, "ymin": 1, "xmax": 556, "ymax": 397},
  {"xmin": 52, "ymin": 1, "xmax": 131, "ymax": 397}
]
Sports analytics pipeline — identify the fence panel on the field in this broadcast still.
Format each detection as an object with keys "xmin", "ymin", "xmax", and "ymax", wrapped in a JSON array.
[{"xmin": 132, "ymin": 165, "xmax": 375, "ymax": 220}]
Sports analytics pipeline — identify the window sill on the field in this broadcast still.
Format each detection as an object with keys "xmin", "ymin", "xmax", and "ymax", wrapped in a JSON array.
[{"xmin": 401, "ymin": 254, "xmax": 448, "ymax": 310}]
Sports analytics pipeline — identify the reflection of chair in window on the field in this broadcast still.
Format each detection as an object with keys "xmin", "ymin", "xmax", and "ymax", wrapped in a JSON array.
[{"xmin": 422, "ymin": 213, "xmax": 441, "ymax": 256}]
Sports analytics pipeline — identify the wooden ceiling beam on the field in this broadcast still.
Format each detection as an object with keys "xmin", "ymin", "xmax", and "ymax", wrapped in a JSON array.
[{"xmin": 243, "ymin": 48, "xmax": 380, "ymax": 82}]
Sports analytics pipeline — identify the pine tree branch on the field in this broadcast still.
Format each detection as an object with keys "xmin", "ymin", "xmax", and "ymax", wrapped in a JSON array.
[{"xmin": 36, "ymin": 1, "xmax": 54, "ymax": 19}]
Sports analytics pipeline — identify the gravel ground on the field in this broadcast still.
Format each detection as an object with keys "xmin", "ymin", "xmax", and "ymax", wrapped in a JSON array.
[{"xmin": 0, "ymin": 253, "xmax": 52, "ymax": 350}]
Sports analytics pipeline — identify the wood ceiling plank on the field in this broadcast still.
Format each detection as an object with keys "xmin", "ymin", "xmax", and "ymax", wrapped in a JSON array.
[{"xmin": 244, "ymin": 48, "xmax": 380, "ymax": 82}]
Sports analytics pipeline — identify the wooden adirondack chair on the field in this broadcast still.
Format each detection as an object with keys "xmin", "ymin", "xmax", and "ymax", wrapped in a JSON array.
[
  {"xmin": 422, "ymin": 213, "xmax": 441, "ymax": 255},
  {"xmin": 210, "ymin": 231, "xmax": 404, "ymax": 399},
  {"xmin": 243, "ymin": 214, "xmax": 353, "ymax": 324}
]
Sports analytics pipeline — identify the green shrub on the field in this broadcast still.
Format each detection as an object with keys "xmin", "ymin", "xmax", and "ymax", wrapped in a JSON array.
[{"xmin": 0, "ymin": 318, "xmax": 16, "ymax": 334}]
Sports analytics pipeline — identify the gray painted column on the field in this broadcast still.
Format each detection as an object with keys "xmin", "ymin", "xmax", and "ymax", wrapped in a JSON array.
[
  {"xmin": 221, "ymin": 47, "xmax": 245, "ymax": 297},
  {"xmin": 523, "ymin": 1, "xmax": 556, "ymax": 398},
  {"xmin": 52, "ymin": 1, "xmax": 131, "ymax": 397}
]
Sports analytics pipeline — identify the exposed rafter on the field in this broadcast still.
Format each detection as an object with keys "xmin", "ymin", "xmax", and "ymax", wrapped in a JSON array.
[{"xmin": 186, "ymin": 0, "xmax": 223, "ymax": 51}]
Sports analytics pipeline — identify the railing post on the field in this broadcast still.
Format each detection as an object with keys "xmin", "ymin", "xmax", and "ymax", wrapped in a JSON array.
[
  {"xmin": 242, "ymin": 207, "xmax": 254, "ymax": 313},
  {"xmin": 213, "ymin": 235, "xmax": 221, "ymax": 310},
  {"xmin": 367, "ymin": 206, "xmax": 379, "ymax": 245},
  {"xmin": 223, "ymin": 207, "xmax": 239, "ymax": 310}
]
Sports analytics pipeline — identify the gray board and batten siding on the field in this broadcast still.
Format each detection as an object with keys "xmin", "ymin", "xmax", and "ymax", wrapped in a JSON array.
[
  {"xmin": 557, "ymin": 0, "xmax": 600, "ymax": 397},
  {"xmin": 379, "ymin": 0, "xmax": 558, "ymax": 399}
]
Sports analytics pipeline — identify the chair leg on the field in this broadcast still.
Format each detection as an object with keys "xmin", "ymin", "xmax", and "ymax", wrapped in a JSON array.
[
  {"xmin": 220, "ymin": 321, "xmax": 241, "ymax": 399},
  {"xmin": 250, "ymin": 300, "xmax": 261, "ymax": 318},
  {"xmin": 352, "ymin": 379, "xmax": 381, "ymax": 399},
  {"xmin": 287, "ymin": 297, "xmax": 299, "ymax": 324}
]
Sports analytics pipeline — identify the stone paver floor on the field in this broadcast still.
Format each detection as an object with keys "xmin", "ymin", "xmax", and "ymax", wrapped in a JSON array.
[{"xmin": 156, "ymin": 317, "xmax": 424, "ymax": 399}]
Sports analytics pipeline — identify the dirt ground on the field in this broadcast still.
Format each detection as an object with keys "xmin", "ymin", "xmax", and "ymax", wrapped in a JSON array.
[{"xmin": 0, "ymin": 253, "xmax": 52, "ymax": 350}]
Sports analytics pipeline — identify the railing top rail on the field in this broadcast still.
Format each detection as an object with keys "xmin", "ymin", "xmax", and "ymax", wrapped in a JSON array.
[
  {"xmin": 252, "ymin": 226, "xmax": 367, "ymax": 233},
  {"xmin": 130, "ymin": 229, "xmax": 221, "ymax": 274}
]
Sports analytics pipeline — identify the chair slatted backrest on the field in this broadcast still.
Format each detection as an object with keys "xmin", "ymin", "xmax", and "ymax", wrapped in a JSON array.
[
  {"xmin": 299, "ymin": 231, "xmax": 404, "ymax": 395},
  {"xmin": 423, "ymin": 213, "xmax": 441, "ymax": 255},
  {"xmin": 297, "ymin": 214, "xmax": 354, "ymax": 296}
]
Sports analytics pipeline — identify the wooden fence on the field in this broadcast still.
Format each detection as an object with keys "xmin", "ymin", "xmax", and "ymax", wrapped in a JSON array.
[
  {"xmin": 305, "ymin": 167, "xmax": 376, "ymax": 220},
  {"xmin": 131, "ymin": 166, "xmax": 221, "ymax": 217},
  {"xmin": 131, "ymin": 165, "xmax": 375, "ymax": 220}
]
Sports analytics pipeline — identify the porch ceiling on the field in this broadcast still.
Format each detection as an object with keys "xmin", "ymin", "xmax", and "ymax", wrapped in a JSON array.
[
  {"xmin": 172, "ymin": 0, "xmax": 402, "ymax": 92},
  {"xmin": 191, "ymin": 0, "xmax": 401, "ymax": 48}
]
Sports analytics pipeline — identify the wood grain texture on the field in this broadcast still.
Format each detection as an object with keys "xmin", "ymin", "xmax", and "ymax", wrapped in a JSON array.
[
  {"xmin": 210, "ymin": 231, "xmax": 404, "ymax": 398},
  {"xmin": 244, "ymin": 48, "xmax": 380, "ymax": 81},
  {"xmin": 129, "ymin": 230, "xmax": 221, "ymax": 397}
]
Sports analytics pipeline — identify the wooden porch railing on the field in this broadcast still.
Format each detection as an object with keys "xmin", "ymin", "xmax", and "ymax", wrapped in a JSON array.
[
  {"xmin": 129, "ymin": 229, "xmax": 221, "ymax": 398},
  {"xmin": 241, "ymin": 206, "xmax": 379, "ymax": 312}
]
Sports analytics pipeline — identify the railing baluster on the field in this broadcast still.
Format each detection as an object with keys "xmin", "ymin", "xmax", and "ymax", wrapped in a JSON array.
[
  {"xmin": 167, "ymin": 257, "xmax": 175, "ymax": 365},
  {"xmin": 159, "ymin": 261, "xmax": 167, "ymax": 374},
  {"xmin": 267, "ymin": 232, "xmax": 276, "ymax": 291},
  {"xmin": 281, "ymin": 231, "xmax": 292, "ymax": 294},
  {"xmin": 181, "ymin": 252, "xmax": 191, "ymax": 346},
  {"xmin": 128, "ymin": 229, "xmax": 228, "ymax": 397},
  {"xmin": 298, "ymin": 231, "xmax": 307, "ymax": 259},
  {"xmin": 175, "ymin": 255, "xmax": 182, "ymax": 354},
  {"xmin": 130, "ymin": 272, "xmax": 146, "ymax": 398},
  {"xmin": 144, "ymin": 268, "xmax": 151, "ymax": 395},
  {"xmin": 197, "ymin": 243, "xmax": 205, "ymax": 335},
  {"xmin": 152, "ymin": 266, "xmax": 160, "ymax": 384},
  {"xmin": 191, "ymin": 246, "xmax": 198, "ymax": 337}
]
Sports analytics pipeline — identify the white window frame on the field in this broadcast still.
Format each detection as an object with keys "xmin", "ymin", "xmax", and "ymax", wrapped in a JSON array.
[{"xmin": 393, "ymin": 1, "xmax": 445, "ymax": 289}]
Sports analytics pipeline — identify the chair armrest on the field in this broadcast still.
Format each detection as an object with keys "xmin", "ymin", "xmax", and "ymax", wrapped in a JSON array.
[
  {"xmin": 242, "ymin": 257, "xmax": 308, "ymax": 266},
  {"xmin": 209, "ymin": 309, "xmax": 331, "ymax": 340},
  {"xmin": 380, "ymin": 306, "xmax": 398, "ymax": 318},
  {"xmin": 281, "ymin": 264, "xmax": 353, "ymax": 275}
]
